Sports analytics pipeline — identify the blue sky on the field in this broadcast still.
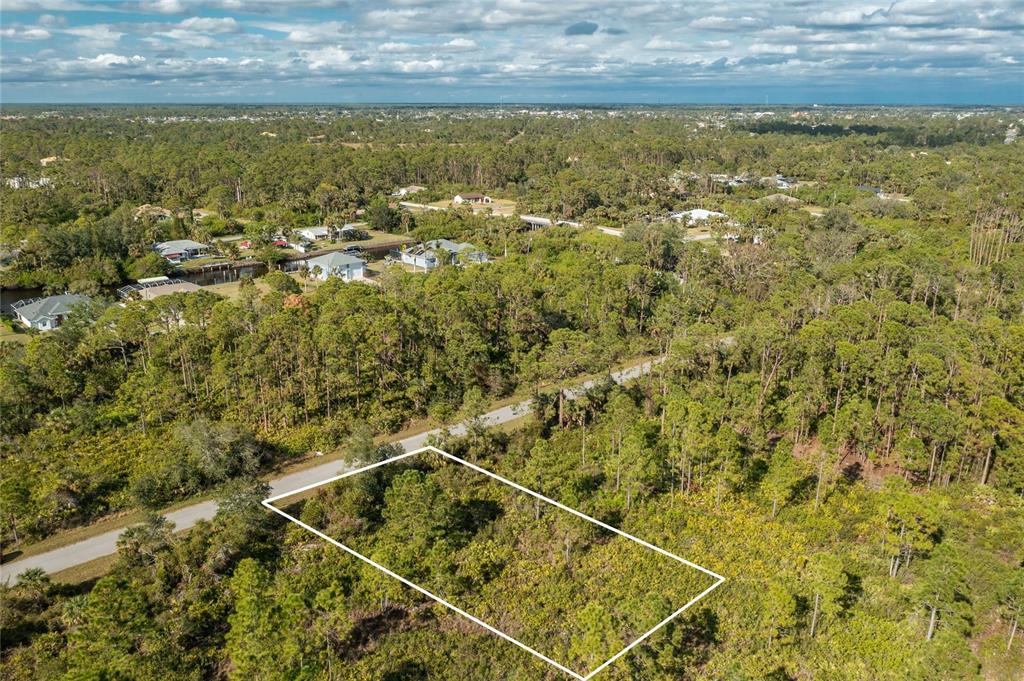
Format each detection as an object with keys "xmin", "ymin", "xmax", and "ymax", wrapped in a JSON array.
[{"xmin": 1, "ymin": 1, "xmax": 1022, "ymax": 104}]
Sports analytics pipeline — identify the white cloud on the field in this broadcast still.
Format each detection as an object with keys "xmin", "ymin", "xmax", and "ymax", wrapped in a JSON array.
[
  {"xmin": 395, "ymin": 58, "xmax": 445, "ymax": 73},
  {"xmin": 645, "ymin": 38, "xmax": 687, "ymax": 51},
  {"xmin": 138, "ymin": 0, "xmax": 188, "ymax": 13},
  {"xmin": 0, "ymin": 0, "xmax": 90, "ymax": 9},
  {"xmin": 378, "ymin": 41, "xmax": 417, "ymax": 53},
  {"xmin": 443, "ymin": 37, "xmax": 478, "ymax": 51},
  {"xmin": 1, "ymin": 0, "xmax": 1019, "ymax": 101},
  {"xmin": 749, "ymin": 43, "xmax": 798, "ymax": 55},
  {"xmin": 78, "ymin": 53, "xmax": 147, "ymax": 67},
  {"xmin": 302, "ymin": 45, "xmax": 359, "ymax": 71},
  {"xmin": 0, "ymin": 26, "xmax": 52, "ymax": 40},
  {"xmin": 690, "ymin": 15, "xmax": 765, "ymax": 30},
  {"xmin": 36, "ymin": 14, "xmax": 67, "ymax": 27},
  {"xmin": 177, "ymin": 17, "xmax": 241, "ymax": 34},
  {"xmin": 63, "ymin": 24, "xmax": 124, "ymax": 48},
  {"xmin": 255, "ymin": 20, "xmax": 350, "ymax": 44}
]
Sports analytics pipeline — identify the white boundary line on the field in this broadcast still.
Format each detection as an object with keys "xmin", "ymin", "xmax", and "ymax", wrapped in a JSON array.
[{"xmin": 263, "ymin": 445, "xmax": 725, "ymax": 680}]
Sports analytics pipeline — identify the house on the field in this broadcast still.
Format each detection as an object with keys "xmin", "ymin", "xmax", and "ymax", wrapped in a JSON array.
[
  {"xmin": 453, "ymin": 192, "xmax": 492, "ymax": 205},
  {"xmin": 392, "ymin": 185, "xmax": 426, "ymax": 197},
  {"xmin": 139, "ymin": 281, "xmax": 202, "ymax": 301},
  {"xmin": 305, "ymin": 252, "xmax": 366, "ymax": 281},
  {"xmin": 154, "ymin": 239, "xmax": 211, "ymax": 264},
  {"xmin": 670, "ymin": 209, "xmax": 728, "ymax": 225},
  {"xmin": 12, "ymin": 294, "xmax": 91, "ymax": 331},
  {"xmin": 135, "ymin": 204, "xmax": 174, "ymax": 222},
  {"xmin": 520, "ymin": 215, "xmax": 552, "ymax": 229},
  {"xmin": 295, "ymin": 226, "xmax": 331, "ymax": 242},
  {"xmin": 117, "ymin": 276, "xmax": 201, "ymax": 300},
  {"xmin": 400, "ymin": 239, "xmax": 488, "ymax": 270},
  {"xmin": 760, "ymin": 174, "xmax": 795, "ymax": 189}
]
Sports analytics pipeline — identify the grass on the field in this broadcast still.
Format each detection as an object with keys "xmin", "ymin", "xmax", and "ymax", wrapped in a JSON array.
[
  {"xmin": 50, "ymin": 552, "xmax": 119, "ymax": 585},
  {"xmin": 201, "ymin": 278, "xmax": 272, "ymax": 300},
  {"xmin": 365, "ymin": 260, "xmax": 423, "ymax": 275},
  {"xmin": 424, "ymin": 198, "xmax": 518, "ymax": 217},
  {"xmin": 178, "ymin": 256, "xmax": 232, "ymax": 271},
  {"xmin": 0, "ymin": 318, "xmax": 31, "ymax": 344}
]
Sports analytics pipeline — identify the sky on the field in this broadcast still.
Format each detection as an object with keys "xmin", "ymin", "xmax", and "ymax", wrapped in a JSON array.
[{"xmin": 0, "ymin": 0, "xmax": 1022, "ymax": 105}]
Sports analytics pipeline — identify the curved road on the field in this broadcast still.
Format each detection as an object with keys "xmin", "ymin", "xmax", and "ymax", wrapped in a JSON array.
[{"xmin": 1, "ymin": 359, "xmax": 659, "ymax": 584}]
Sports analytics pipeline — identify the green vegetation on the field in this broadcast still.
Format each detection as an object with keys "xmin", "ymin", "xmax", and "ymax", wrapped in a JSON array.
[{"xmin": 1, "ymin": 106, "xmax": 1022, "ymax": 679}]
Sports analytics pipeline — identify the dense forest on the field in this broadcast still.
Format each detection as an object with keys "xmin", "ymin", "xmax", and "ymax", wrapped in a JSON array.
[{"xmin": 1, "ymin": 106, "xmax": 1022, "ymax": 679}]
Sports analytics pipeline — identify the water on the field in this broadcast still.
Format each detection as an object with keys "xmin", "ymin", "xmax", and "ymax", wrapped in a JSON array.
[
  {"xmin": 177, "ymin": 263, "xmax": 267, "ymax": 286},
  {"xmin": 1, "ymin": 286, "xmax": 45, "ymax": 314}
]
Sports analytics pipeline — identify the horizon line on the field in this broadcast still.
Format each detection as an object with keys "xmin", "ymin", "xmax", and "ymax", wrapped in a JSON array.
[{"xmin": 2, "ymin": 101, "xmax": 1020, "ymax": 108}]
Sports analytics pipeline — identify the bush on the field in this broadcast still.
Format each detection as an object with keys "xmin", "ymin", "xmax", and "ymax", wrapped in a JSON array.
[
  {"xmin": 262, "ymin": 270, "xmax": 301, "ymax": 294},
  {"xmin": 340, "ymin": 229, "xmax": 369, "ymax": 241}
]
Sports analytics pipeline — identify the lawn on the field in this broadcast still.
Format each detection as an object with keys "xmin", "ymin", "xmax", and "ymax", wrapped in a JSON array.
[
  {"xmin": 0, "ymin": 318, "xmax": 31, "ymax": 344},
  {"xmin": 425, "ymin": 198, "xmax": 518, "ymax": 217}
]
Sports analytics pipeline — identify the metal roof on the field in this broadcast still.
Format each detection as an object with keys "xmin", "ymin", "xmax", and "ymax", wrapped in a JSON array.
[{"xmin": 12, "ymin": 294, "xmax": 91, "ymax": 324}]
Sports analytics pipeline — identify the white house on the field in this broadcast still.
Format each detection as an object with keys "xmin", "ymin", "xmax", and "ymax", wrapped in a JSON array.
[
  {"xmin": 669, "ymin": 209, "xmax": 728, "ymax": 225},
  {"xmin": 295, "ymin": 226, "xmax": 331, "ymax": 242},
  {"xmin": 401, "ymin": 239, "xmax": 488, "ymax": 270},
  {"xmin": 154, "ymin": 239, "xmax": 211, "ymax": 264},
  {"xmin": 12, "ymin": 294, "xmax": 91, "ymax": 331},
  {"xmin": 392, "ymin": 185, "xmax": 426, "ymax": 197},
  {"xmin": 453, "ymin": 192, "xmax": 492, "ymax": 205},
  {"xmin": 305, "ymin": 252, "xmax": 366, "ymax": 281}
]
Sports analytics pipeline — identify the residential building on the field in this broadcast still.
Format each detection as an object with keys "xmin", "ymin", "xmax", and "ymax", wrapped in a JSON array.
[
  {"xmin": 305, "ymin": 252, "xmax": 366, "ymax": 281},
  {"xmin": 400, "ymin": 239, "xmax": 488, "ymax": 270},
  {"xmin": 12, "ymin": 294, "xmax": 91, "ymax": 331},
  {"xmin": 392, "ymin": 185, "xmax": 427, "ymax": 197},
  {"xmin": 134, "ymin": 204, "xmax": 175, "ymax": 222},
  {"xmin": 154, "ymin": 239, "xmax": 211, "ymax": 264},
  {"xmin": 117, "ymin": 276, "xmax": 201, "ymax": 300},
  {"xmin": 295, "ymin": 226, "xmax": 331, "ymax": 242},
  {"xmin": 670, "ymin": 208, "xmax": 728, "ymax": 225},
  {"xmin": 139, "ymin": 281, "xmax": 202, "ymax": 300},
  {"xmin": 761, "ymin": 174, "xmax": 796, "ymax": 189},
  {"xmin": 453, "ymin": 192, "xmax": 492, "ymax": 205}
]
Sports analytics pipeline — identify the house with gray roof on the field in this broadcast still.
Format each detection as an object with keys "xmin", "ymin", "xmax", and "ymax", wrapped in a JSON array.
[
  {"xmin": 304, "ymin": 251, "xmax": 366, "ymax": 281},
  {"xmin": 154, "ymin": 239, "xmax": 211, "ymax": 264},
  {"xmin": 400, "ymin": 239, "xmax": 488, "ymax": 270},
  {"xmin": 12, "ymin": 294, "xmax": 91, "ymax": 331}
]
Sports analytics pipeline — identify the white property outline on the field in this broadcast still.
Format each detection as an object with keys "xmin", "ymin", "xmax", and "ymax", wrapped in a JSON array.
[{"xmin": 262, "ymin": 445, "xmax": 725, "ymax": 680}]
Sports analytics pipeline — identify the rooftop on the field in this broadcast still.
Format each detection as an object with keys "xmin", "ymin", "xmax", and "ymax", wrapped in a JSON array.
[
  {"xmin": 306, "ymin": 252, "xmax": 365, "ymax": 268},
  {"xmin": 12, "ymin": 293, "xmax": 91, "ymax": 324}
]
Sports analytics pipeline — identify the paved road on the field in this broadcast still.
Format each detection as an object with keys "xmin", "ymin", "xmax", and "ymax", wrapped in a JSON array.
[{"xmin": 1, "ymin": 359, "xmax": 660, "ymax": 584}]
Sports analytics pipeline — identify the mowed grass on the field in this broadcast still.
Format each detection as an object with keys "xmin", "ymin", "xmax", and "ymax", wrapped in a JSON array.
[
  {"xmin": 425, "ymin": 198, "xmax": 518, "ymax": 217},
  {"xmin": 0, "ymin": 319, "xmax": 31, "ymax": 344}
]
